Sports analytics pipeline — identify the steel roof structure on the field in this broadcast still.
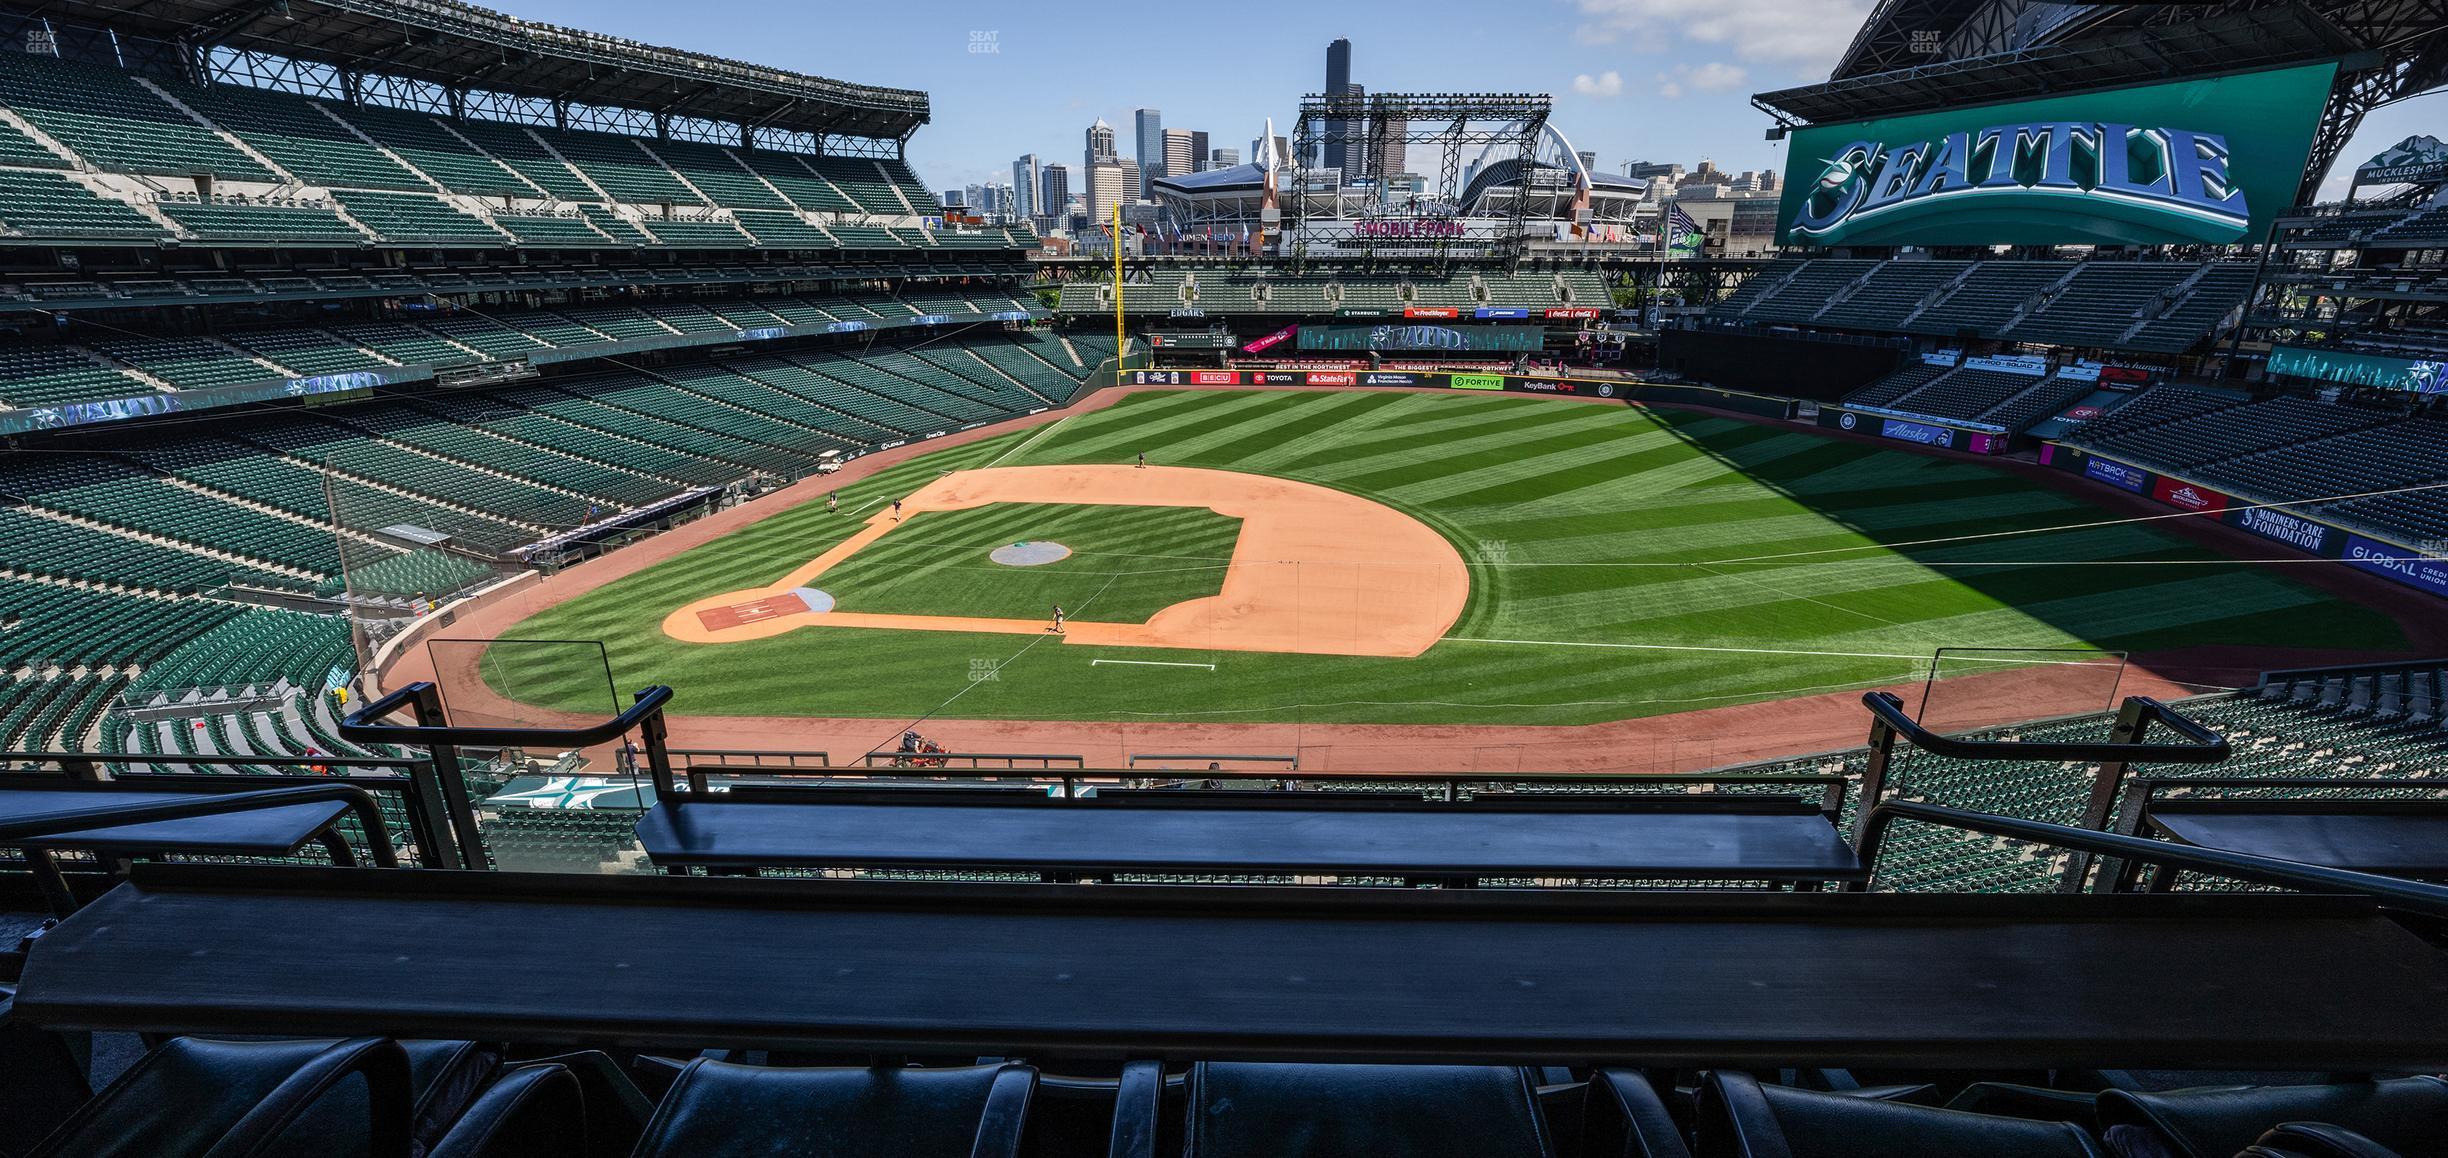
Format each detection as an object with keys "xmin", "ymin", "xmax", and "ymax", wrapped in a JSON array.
[{"xmin": 10, "ymin": 0, "xmax": 929, "ymax": 141}]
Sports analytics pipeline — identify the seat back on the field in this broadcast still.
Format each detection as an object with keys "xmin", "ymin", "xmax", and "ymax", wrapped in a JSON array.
[
  {"xmin": 33, "ymin": 1036, "xmax": 409, "ymax": 1158},
  {"xmin": 427, "ymin": 1065, "xmax": 584, "ymax": 1158},
  {"xmin": 630, "ymin": 1060, "xmax": 1036, "ymax": 1158},
  {"xmin": 1581, "ymin": 1069, "xmax": 1694, "ymax": 1158},
  {"xmin": 2096, "ymin": 1078, "xmax": 2448, "ymax": 1158},
  {"xmin": 2237, "ymin": 1122, "xmax": 2411, "ymax": 1158},
  {"xmin": 1698, "ymin": 1071, "xmax": 2105, "ymax": 1158},
  {"xmin": 1183, "ymin": 1063, "xmax": 1556, "ymax": 1158}
]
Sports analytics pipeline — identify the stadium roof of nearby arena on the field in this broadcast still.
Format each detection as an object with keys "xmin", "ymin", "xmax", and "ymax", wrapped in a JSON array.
[
  {"xmin": 1753, "ymin": 6, "xmax": 2361, "ymax": 127},
  {"xmin": 26, "ymin": 0, "xmax": 930, "ymax": 140}
]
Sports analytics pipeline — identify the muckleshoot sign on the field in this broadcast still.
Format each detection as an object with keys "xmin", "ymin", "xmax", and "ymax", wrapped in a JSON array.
[{"xmin": 1779, "ymin": 62, "xmax": 2336, "ymax": 247}]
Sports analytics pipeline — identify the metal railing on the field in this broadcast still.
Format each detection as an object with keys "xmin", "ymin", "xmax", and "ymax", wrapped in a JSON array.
[
  {"xmin": 851, "ymin": 751, "xmax": 1086, "ymax": 770},
  {"xmin": 0, "ymin": 767, "xmax": 405, "ymax": 913},
  {"xmin": 0, "ymin": 751, "xmax": 449, "ymax": 868},
  {"xmin": 1854, "ymin": 799, "xmax": 2448, "ymax": 919},
  {"xmin": 341, "ymin": 682, "xmax": 676, "ymax": 865},
  {"xmin": 1856, "ymin": 691, "xmax": 2231, "ymax": 891}
]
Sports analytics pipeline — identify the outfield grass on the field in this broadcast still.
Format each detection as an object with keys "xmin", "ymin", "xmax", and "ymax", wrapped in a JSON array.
[
  {"xmin": 497, "ymin": 390, "xmax": 2408, "ymax": 726},
  {"xmin": 817, "ymin": 502, "xmax": 1241, "ymax": 623}
]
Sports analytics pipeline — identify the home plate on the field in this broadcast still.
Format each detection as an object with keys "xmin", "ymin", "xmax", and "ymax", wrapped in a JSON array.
[
  {"xmin": 695, "ymin": 587, "xmax": 833, "ymax": 631},
  {"xmin": 991, "ymin": 540, "xmax": 1071, "ymax": 567}
]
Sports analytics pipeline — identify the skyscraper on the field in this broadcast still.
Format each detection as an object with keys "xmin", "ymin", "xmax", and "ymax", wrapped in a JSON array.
[
  {"xmin": 1189, "ymin": 130, "xmax": 1210, "ymax": 173},
  {"xmin": 1011, "ymin": 154, "xmax": 1039, "ymax": 220},
  {"xmin": 1371, "ymin": 97, "xmax": 1405, "ymax": 185},
  {"xmin": 1087, "ymin": 160, "xmax": 1136, "ymax": 224},
  {"xmin": 1163, "ymin": 129, "xmax": 1196, "ymax": 186},
  {"xmin": 1133, "ymin": 108, "xmax": 1164, "ymax": 198},
  {"xmin": 1039, "ymin": 164, "xmax": 1071, "ymax": 219},
  {"xmin": 1323, "ymin": 38, "xmax": 1352, "ymax": 175},
  {"xmin": 1084, "ymin": 118, "xmax": 1116, "ymax": 184},
  {"xmin": 1037, "ymin": 165, "xmax": 1067, "ymax": 219},
  {"xmin": 1340, "ymin": 83, "xmax": 1366, "ymax": 182},
  {"xmin": 1210, "ymin": 147, "xmax": 1239, "ymax": 169}
]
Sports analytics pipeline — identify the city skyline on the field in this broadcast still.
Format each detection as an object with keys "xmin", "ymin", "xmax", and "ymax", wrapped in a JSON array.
[{"xmin": 450, "ymin": 1, "xmax": 2442, "ymax": 211}]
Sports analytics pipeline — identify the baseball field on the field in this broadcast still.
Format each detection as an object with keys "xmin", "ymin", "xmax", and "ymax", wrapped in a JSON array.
[{"xmin": 482, "ymin": 387, "xmax": 2409, "ymax": 729}]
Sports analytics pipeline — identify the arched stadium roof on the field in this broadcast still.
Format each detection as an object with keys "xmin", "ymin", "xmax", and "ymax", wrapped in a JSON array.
[{"xmin": 17, "ymin": 0, "xmax": 930, "ymax": 140}]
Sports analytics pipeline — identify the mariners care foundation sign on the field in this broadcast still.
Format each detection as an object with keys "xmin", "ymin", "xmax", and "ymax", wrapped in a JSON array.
[{"xmin": 1778, "ymin": 62, "xmax": 2336, "ymax": 247}]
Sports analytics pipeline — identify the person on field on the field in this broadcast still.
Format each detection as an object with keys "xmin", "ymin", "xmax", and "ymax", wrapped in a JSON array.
[
  {"xmin": 1050, "ymin": 604, "xmax": 1066, "ymax": 634},
  {"xmin": 892, "ymin": 499, "xmax": 903, "ymax": 522},
  {"xmin": 827, "ymin": 491, "xmax": 838, "ymax": 514},
  {"xmin": 1137, "ymin": 452, "xmax": 1146, "ymax": 469}
]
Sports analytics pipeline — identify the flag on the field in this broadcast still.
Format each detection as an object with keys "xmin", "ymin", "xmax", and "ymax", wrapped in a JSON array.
[{"xmin": 1667, "ymin": 206, "xmax": 1702, "ymax": 257}]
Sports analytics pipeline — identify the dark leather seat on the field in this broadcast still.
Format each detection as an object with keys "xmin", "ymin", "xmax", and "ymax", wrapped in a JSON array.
[
  {"xmin": 2237, "ymin": 1123, "xmax": 2410, "ymax": 1158},
  {"xmin": 1581, "ymin": 1069, "xmax": 1693, "ymax": 1158},
  {"xmin": 1175, "ymin": 1063, "xmax": 1557, "ymax": 1158},
  {"xmin": 1697, "ymin": 1071, "xmax": 2107, "ymax": 1158},
  {"xmin": 2097, "ymin": 1078, "xmax": 2448, "ymax": 1158},
  {"xmin": 426, "ymin": 1064, "xmax": 584, "ymax": 1158},
  {"xmin": 30, "ymin": 1036, "xmax": 411, "ymax": 1158},
  {"xmin": 629, "ymin": 1060, "xmax": 1036, "ymax": 1158},
  {"xmin": 0, "ymin": 984, "xmax": 92, "ymax": 1155},
  {"xmin": 1946, "ymin": 1082, "xmax": 2106, "ymax": 1125}
]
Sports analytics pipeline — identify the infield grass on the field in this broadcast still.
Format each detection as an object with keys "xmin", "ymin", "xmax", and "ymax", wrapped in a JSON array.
[{"xmin": 818, "ymin": 502, "xmax": 1241, "ymax": 623}]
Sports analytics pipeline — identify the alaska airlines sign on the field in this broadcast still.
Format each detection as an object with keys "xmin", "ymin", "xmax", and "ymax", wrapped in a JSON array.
[
  {"xmin": 1793, "ymin": 123, "xmax": 2249, "ymax": 246},
  {"xmin": 1777, "ymin": 62, "xmax": 2336, "ymax": 248}
]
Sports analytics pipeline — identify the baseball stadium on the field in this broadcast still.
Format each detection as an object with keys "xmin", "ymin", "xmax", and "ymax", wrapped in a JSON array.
[{"xmin": 2, "ymin": 0, "xmax": 2448, "ymax": 1154}]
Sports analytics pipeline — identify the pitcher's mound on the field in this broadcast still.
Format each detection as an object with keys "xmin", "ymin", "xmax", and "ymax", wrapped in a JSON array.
[{"xmin": 991, "ymin": 540, "xmax": 1072, "ymax": 567}]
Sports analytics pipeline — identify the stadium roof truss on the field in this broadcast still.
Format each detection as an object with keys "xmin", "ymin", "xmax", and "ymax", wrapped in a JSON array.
[
  {"xmin": 1773, "ymin": 2, "xmax": 2448, "ymax": 206},
  {"xmin": 9, "ymin": 0, "xmax": 930, "ymax": 147},
  {"xmin": 1285, "ymin": 92, "xmax": 1552, "ymax": 264}
]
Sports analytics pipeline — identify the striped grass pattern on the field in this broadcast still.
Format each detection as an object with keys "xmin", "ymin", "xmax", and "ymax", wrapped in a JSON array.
[{"xmin": 502, "ymin": 390, "xmax": 2405, "ymax": 726}]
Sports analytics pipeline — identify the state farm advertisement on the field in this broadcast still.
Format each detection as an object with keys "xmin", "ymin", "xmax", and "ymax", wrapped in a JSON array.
[{"xmin": 1306, "ymin": 371, "xmax": 1357, "ymax": 385}]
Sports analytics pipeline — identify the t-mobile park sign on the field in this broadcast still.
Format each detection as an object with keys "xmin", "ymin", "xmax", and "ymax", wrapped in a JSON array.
[{"xmin": 1355, "ymin": 219, "xmax": 1467, "ymax": 238}]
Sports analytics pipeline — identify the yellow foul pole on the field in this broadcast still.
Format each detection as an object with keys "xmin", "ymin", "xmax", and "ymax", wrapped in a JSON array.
[{"xmin": 1111, "ymin": 201, "xmax": 1124, "ymax": 369}]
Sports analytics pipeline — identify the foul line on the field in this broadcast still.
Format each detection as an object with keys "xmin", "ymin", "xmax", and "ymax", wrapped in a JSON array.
[
  {"xmin": 1091, "ymin": 658, "xmax": 1216, "ymax": 670},
  {"xmin": 1439, "ymin": 636, "xmax": 2118, "ymax": 665},
  {"xmin": 984, "ymin": 411, "xmax": 1073, "ymax": 468}
]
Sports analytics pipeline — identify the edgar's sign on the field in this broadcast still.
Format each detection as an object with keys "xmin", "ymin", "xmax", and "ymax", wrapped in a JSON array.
[{"xmin": 1793, "ymin": 122, "xmax": 2247, "ymax": 246}]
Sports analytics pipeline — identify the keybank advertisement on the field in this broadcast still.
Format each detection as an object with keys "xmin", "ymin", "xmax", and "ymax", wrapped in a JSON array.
[{"xmin": 1779, "ymin": 61, "xmax": 2336, "ymax": 247}]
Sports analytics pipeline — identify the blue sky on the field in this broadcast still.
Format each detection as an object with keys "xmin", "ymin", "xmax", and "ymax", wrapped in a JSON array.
[{"xmin": 495, "ymin": 0, "xmax": 2440, "ymax": 203}]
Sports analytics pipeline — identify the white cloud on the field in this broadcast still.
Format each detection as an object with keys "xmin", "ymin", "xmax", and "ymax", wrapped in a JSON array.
[
  {"xmin": 1684, "ymin": 61, "xmax": 1748, "ymax": 91},
  {"xmin": 1575, "ymin": 0, "xmax": 1870, "ymax": 73},
  {"xmin": 1572, "ymin": 70, "xmax": 1625, "ymax": 97},
  {"xmin": 1655, "ymin": 62, "xmax": 1747, "ymax": 98}
]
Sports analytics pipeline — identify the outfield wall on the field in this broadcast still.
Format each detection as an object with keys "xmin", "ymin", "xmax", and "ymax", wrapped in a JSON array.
[
  {"xmin": 1123, "ymin": 368, "xmax": 1797, "ymax": 420},
  {"xmin": 1814, "ymin": 405, "xmax": 2012, "ymax": 455},
  {"xmin": 2041, "ymin": 443, "xmax": 2448, "ymax": 602}
]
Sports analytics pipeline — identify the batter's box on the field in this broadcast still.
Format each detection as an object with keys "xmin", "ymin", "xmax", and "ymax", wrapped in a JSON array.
[{"xmin": 697, "ymin": 587, "xmax": 834, "ymax": 631}]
